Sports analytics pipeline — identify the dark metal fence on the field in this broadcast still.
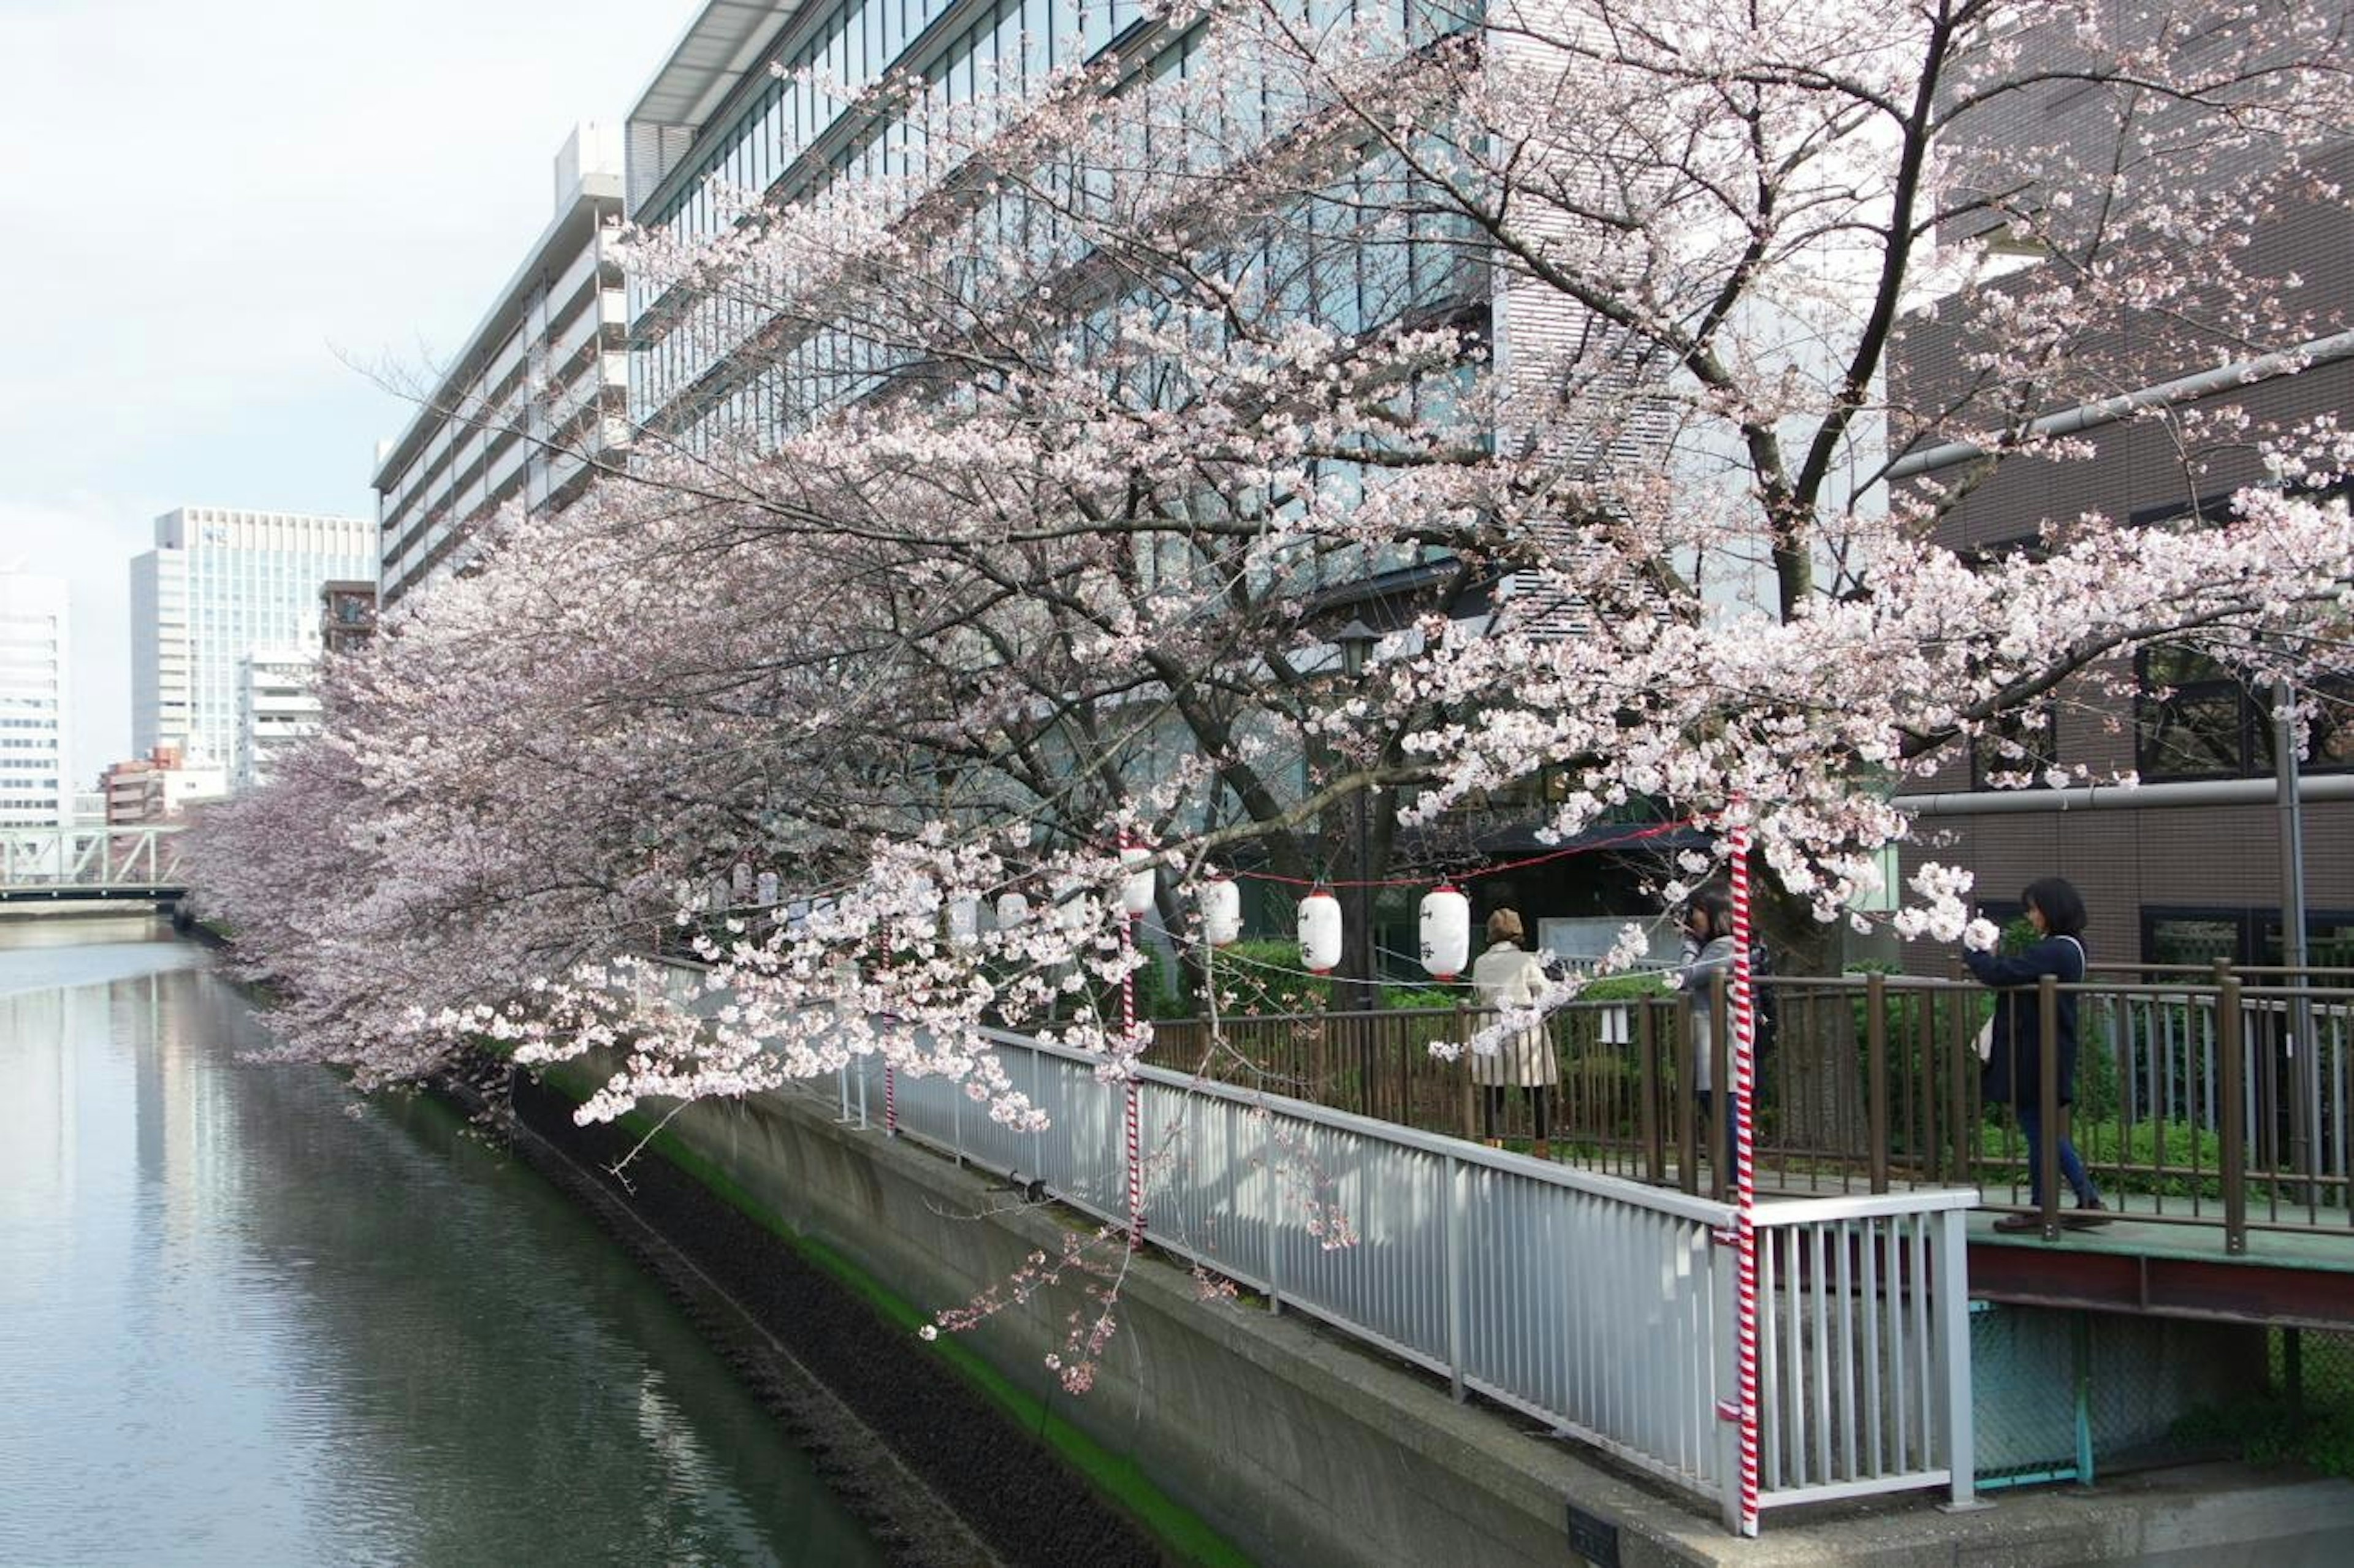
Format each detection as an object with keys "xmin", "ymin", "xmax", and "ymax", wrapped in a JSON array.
[{"xmin": 1141, "ymin": 964, "xmax": 2354, "ymax": 1247}]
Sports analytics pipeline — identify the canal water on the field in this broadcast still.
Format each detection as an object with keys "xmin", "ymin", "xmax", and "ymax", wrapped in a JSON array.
[{"xmin": 0, "ymin": 916, "xmax": 889, "ymax": 1567}]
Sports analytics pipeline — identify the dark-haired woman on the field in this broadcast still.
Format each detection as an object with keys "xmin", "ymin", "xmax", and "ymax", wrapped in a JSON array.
[
  {"xmin": 1968, "ymin": 876, "xmax": 2109, "ymax": 1231},
  {"xmin": 1671, "ymin": 886, "xmax": 1740, "ymax": 1169}
]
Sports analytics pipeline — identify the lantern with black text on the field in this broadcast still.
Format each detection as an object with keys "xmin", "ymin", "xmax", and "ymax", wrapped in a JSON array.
[
  {"xmin": 1199, "ymin": 875, "xmax": 1242, "ymax": 948},
  {"xmin": 1298, "ymin": 888, "xmax": 1342, "ymax": 974},
  {"xmin": 1419, "ymin": 883, "xmax": 1470, "ymax": 981}
]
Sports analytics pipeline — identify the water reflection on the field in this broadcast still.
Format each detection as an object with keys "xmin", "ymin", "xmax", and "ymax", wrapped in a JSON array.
[{"xmin": 0, "ymin": 918, "xmax": 885, "ymax": 1567}]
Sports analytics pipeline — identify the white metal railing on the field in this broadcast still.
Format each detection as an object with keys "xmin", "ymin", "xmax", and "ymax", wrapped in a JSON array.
[
  {"xmin": 779, "ymin": 1011, "xmax": 1978, "ymax": 1529},
  {"xmin": 0, "ymin": 826, "xmax": 187, "ymax": 892}
]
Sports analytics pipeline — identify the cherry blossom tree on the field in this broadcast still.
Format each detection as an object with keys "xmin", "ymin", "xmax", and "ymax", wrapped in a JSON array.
[{"xmin": 199, "ymin": 0, "xmax": 2354, "ymax": 1133}]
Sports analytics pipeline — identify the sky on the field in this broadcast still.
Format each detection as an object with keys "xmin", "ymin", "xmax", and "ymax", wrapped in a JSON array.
[{"xmin": 0, "ymin": 0, "xmax": 703, "ymax": 789}]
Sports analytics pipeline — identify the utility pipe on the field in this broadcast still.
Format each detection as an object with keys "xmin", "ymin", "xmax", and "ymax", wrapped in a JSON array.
[
  {"xmin": 1902, "ymin": 774, "xmax": 2354, "ymax": 817},
  {"xmin": 1887, "ymin": 327, "xmax": 2354, "ymax": 481}
]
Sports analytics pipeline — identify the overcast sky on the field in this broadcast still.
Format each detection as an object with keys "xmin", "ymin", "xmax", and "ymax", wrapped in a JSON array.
[{"xmin": 0, "ymin": 0, "xmax": 701, "ymax": 788}]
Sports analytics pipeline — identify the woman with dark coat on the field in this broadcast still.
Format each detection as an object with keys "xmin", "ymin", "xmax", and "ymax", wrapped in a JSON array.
[{"xmin": 1967, "ymin": 876, "xmax": 2109, "ymax": 1231}]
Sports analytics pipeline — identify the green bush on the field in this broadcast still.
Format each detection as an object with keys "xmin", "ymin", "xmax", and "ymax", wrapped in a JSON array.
[
  {"xmin": 1202, "ymin": 938, "xmax": 1331, "ymax": 1018},
  {"xmin": 1382, "ymin": 983, "xmax": 1468, "ymax": 1011},
  {"xmin": 1579, "ymin": 972, "xmax": 1673, "ymax": 1002},
  {"xmin": 1977, "ymin": 1113, "xmax": 2226, "ymax": 1198}
]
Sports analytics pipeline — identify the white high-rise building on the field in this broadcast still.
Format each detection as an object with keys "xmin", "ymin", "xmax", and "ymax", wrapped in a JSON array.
[
  {"xmin": 131, "ymin": 508, "xmax": 373, "ymax": 782},
  {"xmin": 235, "ymin": 647, "xmax": 324, "ymax": 791},
  {"xmin": 0, "ymin": 573, "xmax": 72, "ymax": 827}
]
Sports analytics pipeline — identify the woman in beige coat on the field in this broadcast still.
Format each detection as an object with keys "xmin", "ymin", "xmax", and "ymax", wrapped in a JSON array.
[{"xmin": 1470, "ymin": 908, "xmax": 1559, "ymax": 1159}]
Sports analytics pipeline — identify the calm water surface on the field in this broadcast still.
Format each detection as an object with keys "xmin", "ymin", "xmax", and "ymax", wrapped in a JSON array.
[{"xmin": 0, "ymin": 916, "xmax": 888, "ymax": 1567}]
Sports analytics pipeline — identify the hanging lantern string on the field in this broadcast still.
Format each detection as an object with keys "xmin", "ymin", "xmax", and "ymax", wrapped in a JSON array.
[{"xmin": 1230, "ymin": 818, "xmax": 1695, "ymax": 889}]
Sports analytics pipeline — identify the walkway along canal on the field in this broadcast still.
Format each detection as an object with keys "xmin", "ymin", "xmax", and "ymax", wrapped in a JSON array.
[{"xmin": 0, "ymin": 917, "xmax": 1184, "ymax": 1567}]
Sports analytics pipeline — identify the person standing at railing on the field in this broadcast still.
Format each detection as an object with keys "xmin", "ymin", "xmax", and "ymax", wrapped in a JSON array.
[
  {"xmin": 1669, "ymin": 886, "xmax": 1740, "ymax": 1169},
  {"xmin": 1967, "ymin": 875, "xmax": 2111, "ymax": 1232},
  {"xmin": 1471, "ymin": 908, "xmax": 1557, "ymax": 1160}
]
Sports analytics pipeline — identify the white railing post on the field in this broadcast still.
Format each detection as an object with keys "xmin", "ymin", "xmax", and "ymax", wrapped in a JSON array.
[
  {"xmin": 1713, "ymin": 1230, "xmax": 1743, "ymax": 1532},
  {"xmin": 1444, "ymin": 1150, "xmax": 1465, "ymax": 1402},
  {"xmin": 1933, "ymin": 1209, "xmax": 1979, "ymax": 1508}
]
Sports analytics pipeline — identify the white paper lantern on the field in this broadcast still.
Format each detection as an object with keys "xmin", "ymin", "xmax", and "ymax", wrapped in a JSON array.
[
  {"xmin": 996, "ymin": 891, "xmax": 1030, "ymax": 929},
  {"xmin": 947, "ymin": 895, "xmax": 981, "ymax": 947},
  {"xmin": 1298, "ymin": 888, "xmax": 1342, "ymax": 974},
  {"xmin": 1419, "ymin": 883, "xmax": 1471, "ymax": 981},
  {"xmin": 1120, "ymin": 845, "xmax": 1157, "ymax": 917},
  {"xmin": 755, "ymin": 870, "xmax": 780, "ymax": 907},
  {"xmin": 1199, "ymin": 875, "xmax": 1243, "ymax": 948}
]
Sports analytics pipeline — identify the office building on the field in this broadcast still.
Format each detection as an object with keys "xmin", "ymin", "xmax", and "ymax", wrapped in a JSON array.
[
  {"xmin": 130, "ymin": 508, "xmax": 373, "ymax": 783},
  {"xmin": 374, "ymin": 124, "xmax": 630, "ymax": 606},
  {"xmin": 0, "ymin": 572, "xmax": 71, "ymax": 827}
]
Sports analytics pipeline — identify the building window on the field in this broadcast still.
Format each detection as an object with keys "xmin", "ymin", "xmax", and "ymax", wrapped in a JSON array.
[
  {"xmin": 2137, "ymin": 646, "xmax": 2354, "ymax": 781},
  {"xmin": 2143, "ymin": 905, "xmax": 2354, "ymax": 970},
  {"xmin": 1971, "ymin": 702, "xmax": 2059, "ymax": 790}
]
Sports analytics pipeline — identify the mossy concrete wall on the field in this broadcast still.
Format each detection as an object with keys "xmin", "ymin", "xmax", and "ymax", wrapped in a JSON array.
[
  {"xmin": 541, "ymin": 1064, "xmax": 1741, "ymax": 1568},
  {"xmin": 537, "ymin": 1061, "xmax": 2340, "ymax": 1568}
]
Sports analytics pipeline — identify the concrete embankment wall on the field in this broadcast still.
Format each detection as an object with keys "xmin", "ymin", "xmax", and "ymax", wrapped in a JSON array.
[
  {"xmin": 528, "ymin": 1060, "xmax": 1730, "ymax": 1568},
  {"xmin": 523, "ymin": 1057, "xmax": 2354, "ymax": 1568}
]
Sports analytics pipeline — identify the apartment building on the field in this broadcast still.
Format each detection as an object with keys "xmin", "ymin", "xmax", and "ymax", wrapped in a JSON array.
[
  {"xmin": 102, "ymin": 745, "xmax": 228, "ymax": 827},
  {"xmin": 373, "ymin": 124, "xmax": 631, "ymax": 606},
  {"xmin": 235, "ymin": 647, "xmax": 324, "ymax": 791}
]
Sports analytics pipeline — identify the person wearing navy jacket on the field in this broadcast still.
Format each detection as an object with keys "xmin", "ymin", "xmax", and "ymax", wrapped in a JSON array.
[{"xmin": 1967, "ymin": 876, "xmax": 2110, "ymax": 1232}]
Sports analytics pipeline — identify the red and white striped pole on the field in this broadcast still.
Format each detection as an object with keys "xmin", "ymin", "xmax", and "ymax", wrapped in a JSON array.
[
  {"xmin": 1727, "ymin": 823, "xmax": 1762, "ymax": 1537},
  {"xmin": 885, "ymin": 1062, "xmax": 897, "ymax": 1137},
  {"xmin": 1121, "ymin": 833, "xmax": 1146, "ymax": 1250}
]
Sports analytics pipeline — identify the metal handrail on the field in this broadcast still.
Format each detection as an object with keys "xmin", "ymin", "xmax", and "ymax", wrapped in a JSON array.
[{"xmin": 1133, "ymin": 964, "xmax": 2354, "ymax": 1249}]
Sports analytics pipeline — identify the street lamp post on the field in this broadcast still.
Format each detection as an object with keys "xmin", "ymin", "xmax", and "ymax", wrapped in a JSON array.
[{"xmin": 1335, "ymin": 618, "xmax": 1381, "ymax": 1114}]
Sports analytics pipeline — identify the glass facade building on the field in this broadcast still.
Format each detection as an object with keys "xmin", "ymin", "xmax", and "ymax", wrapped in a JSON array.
[{"xmin": 131, "ymin": 509, "xmax": 374, "ymax": 783}]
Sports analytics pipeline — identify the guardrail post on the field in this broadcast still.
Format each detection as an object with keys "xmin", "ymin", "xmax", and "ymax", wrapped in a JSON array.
[
  {"xmin": 1444, "ymin": 1151, "xmax": 1465, "ymax": 1402},
  {"xmin": 1868, "ymin": 972, "xmax": 1890, "ymax": 1194},
  {"xmin": 2220, "ymin": 969, "xmax": 2248, "ymax": 1255},
  {"xmin": 1640, "ymin": 997, "xmax": 1664, "ymax": 1184},
  {"xmin": 1262, "ymin": 1102, "xmax": 1282, "ymax": 1317},
  {"xmin": 1933, "ymin": 1209, "xmax": 1979, "ymax": 1508},
  {"xmin": 2038, "ymin": 976, "xmax": 2062, "ymax": 1241},
  {"xmin": 1713, "ymin": 1226, "xmax": 1742, "ymax": 1532},
  {"xmin": 1715, "ymin": 971, "xmax": 1735, "ymax": 1201},
  {"xmin": 1678, "ymin": 995, "xmax": 1699, "ymax": 1195},
  {"xmin": 1950, "ymin": 987, "xmax": 1973, "ymax": 1187},
  {"xmin": 1457, "ymin": 1002, "xmax": 1476, "ymax": 1140}
]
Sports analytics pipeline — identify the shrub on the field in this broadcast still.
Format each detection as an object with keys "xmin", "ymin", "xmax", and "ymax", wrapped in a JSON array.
[{"xmin": 1202, "ymin": 938, "xmax": 1330, "ymax": 1018}]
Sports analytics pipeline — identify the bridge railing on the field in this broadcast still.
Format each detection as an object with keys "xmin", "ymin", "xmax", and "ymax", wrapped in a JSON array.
[
  {"xmin": 0, "ymin": 826, "xmax": 186, "ymax": 892},
  {"xmin": 1143, "ymin": 965, "xmax": 2354, "ymax": 1249},
  {"xmin": 821, "ymin": 1024, "xmax": 1977, "ymax": 1530}
]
